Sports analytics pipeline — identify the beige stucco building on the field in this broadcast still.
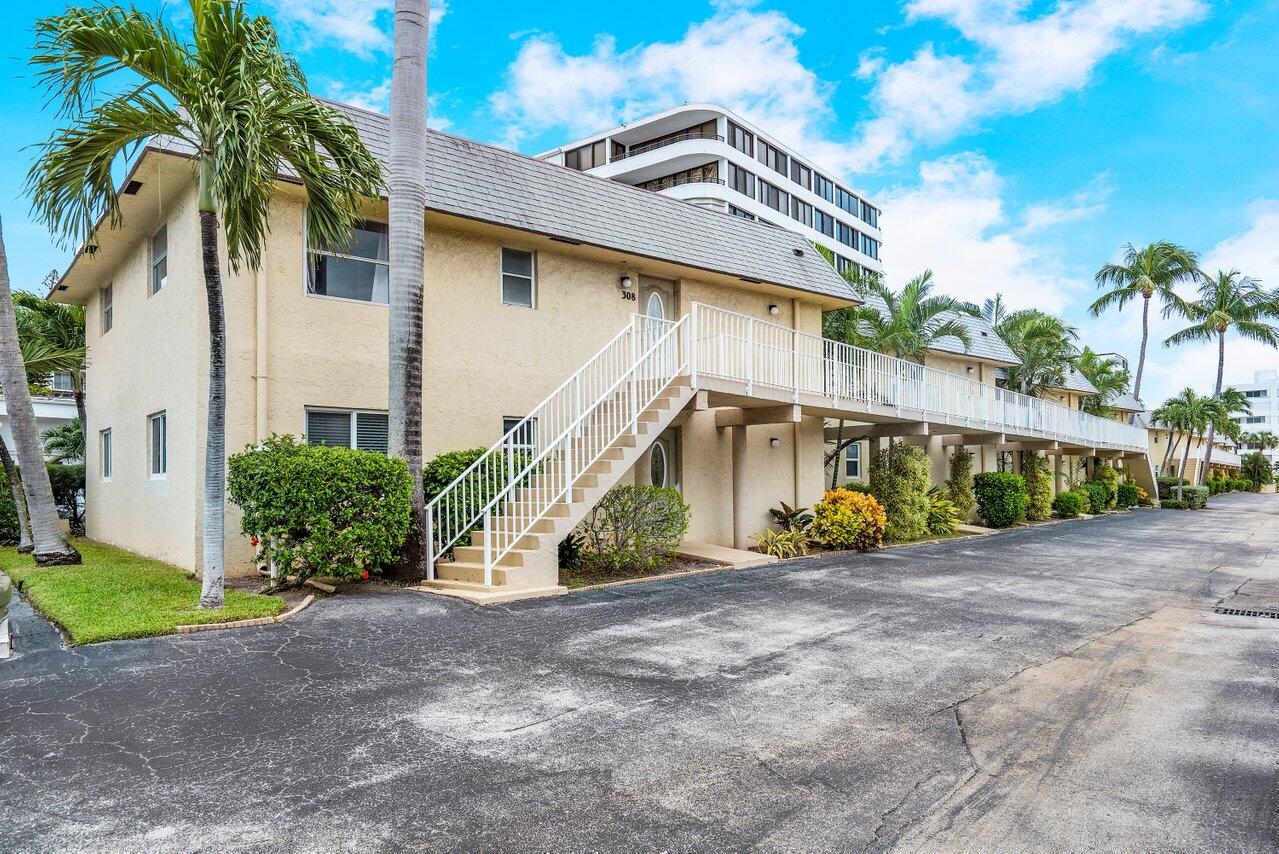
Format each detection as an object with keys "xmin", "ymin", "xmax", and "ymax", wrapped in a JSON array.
[{"xmin": 53, "ymin": 103, "xmax": 1158, "ymax": 601}]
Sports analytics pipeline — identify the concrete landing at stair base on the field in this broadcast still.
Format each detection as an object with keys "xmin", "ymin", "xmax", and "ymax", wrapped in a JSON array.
[
  {"xmin": 410, "ymin": 583, "xmax": 569, "ymax": 605},
  {"xmin": 677, "ymin": 540, "xmax": 778, "ymax": 569}
]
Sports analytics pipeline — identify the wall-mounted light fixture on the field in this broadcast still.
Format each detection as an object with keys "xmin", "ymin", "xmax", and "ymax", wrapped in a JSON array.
[
  {"xmin": 619, "ymin": 275, "xmax": 633, "ymax": 290},
  {"xmin": 769, "ymin": 437, "xmax": 781, "ymax": 448},
  {"xmin": 966, "ymin": 366, "xmax": 974, "ymax": 374},
  {"xmin": 768, "ymin": 304, "xmax": 780, "ymax": 316}
]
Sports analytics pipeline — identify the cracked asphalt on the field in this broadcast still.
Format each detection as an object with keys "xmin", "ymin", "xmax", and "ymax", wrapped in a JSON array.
[{"xmin": 2, "ymin": 493, "xmax": 1278, "ymax": 852}]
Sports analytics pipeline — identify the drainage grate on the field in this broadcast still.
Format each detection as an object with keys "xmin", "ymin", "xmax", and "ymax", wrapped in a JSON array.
[{"xmin": 1214, "ymin": 606, "xmax": 1279, "ymax": 619}]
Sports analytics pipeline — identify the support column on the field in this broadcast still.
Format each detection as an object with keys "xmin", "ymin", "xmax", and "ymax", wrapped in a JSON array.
[
  {"xmin": 732, "ymin": 424, "xmax": 748, "ymax": 550},
  {"xmin": 1085, "ymin": 456, "xmax": 1096, "ymax": 481},
  {"xmin": 927, "ymin": 434, "xmax": 945, "ymax": 487},
  {"xmin": 1054, "ymin": 453, "xmax": 1064, "ymax": 494}
]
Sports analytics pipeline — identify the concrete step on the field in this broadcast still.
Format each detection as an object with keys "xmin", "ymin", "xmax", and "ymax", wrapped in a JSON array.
[{"xmin": 451, "ymin": 545, "xmax": 538, "ymax": 568}]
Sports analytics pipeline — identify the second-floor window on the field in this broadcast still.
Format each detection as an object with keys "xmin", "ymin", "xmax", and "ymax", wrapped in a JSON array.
[
  {"xmin": 307, "ymin": 218, "xmax": 389, "ymax": 304},
  {"xmin": 837, "ymin": 221, "xmax": 860, "ymax": 249},
  {"xmin": 150, "ymin": 226, "xmax": 168, "ymax": 295},
  {"xmin": 727, "ymin": 162, "xmax": 756, "ymax": 197},
  {"xmin": 790, "ymin": 197, "xmax": 813, "ymax": 228},
  {"xmin": 51, "ymin": 372, "xmax": 74, "ymax": 393},
  {"xmin": 861, "ymin": 233, "xmax": 880, "ymax": 260},
  {"xmin": 814, "ymin": 209, "xmax": 835, "ymax": 238},
  {"xmin": 564, "ymin": 140, "xmax": 607, "ymax": 170},
  {"xmin": 100, "ymin": 282, "xmax": 113, "ymax": 334},
  {"xmin": 501, "ymin": 248, "xmax": 536, "ymax": 308},
  {"xmin": 759, "ymin": 179, "xmax": 788, "ymax": 213},
  {"xmin": 727, "ymin": 121, "xmax": 754, "ymax": 156}
]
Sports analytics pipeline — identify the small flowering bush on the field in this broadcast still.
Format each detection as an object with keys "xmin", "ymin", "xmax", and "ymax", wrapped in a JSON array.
[
  {"xmin": 228, "ymin": 435, "xmax": 412, "ymax": 588},
  {"xmin": 811, "ymin": 489, "xmax": 886, "ymax": 551}
]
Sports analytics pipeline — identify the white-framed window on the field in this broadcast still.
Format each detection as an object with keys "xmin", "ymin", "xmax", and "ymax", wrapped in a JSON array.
[
  {"xmin": 844, "ymin": 442, "xmax": 861, "ymax": 478},
  {"xmin": 147, "ymin": 410, "xmax": 167, "ymax": 477},
  {"xmin": 100, "ymin": 428, "xmax": 112, "ymax": 480},
  {"xmin": 51, "ymin": 372, "xmax": 74, "ymax": 392},
  {"xmin": 502, "ymin": 417, "xmax": 537, "ymax": 454},
  {"xmin": 150, "ymin": 226, "xmax": 168, "ymax": 295},
  {"xmin": 306, "ymin": 216, "xmax": 390, "ymax": 304},
  {"xmin": 501, "ymin": 248, "xmax": 535, "ymax": 308},
  {"xmin": 100, "ymin": 282, "xmax": 113, "ymax": 333},
  {"xmin": 305, "ymin": 408, "xmax": 389, "ymax": 453}
]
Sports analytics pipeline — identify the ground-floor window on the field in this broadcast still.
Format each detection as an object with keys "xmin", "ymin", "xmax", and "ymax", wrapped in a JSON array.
[
  {"xmin": 844, "ymin": 442, "xmax": 861, "ymax": 478},
  {"xmin": 147, "ymin": 411, "xmax": 167, "ymax": 477},
  {"xmin": 100, "ymin": 428, "xmax": 112, "ymax": 480},
  {"xmin": 305, "ymin": 408, "xmax": 389, "ymax": 454},
  {"xmin": 501, "ymin": 417, "xmax": 537, "ymax": 454}
]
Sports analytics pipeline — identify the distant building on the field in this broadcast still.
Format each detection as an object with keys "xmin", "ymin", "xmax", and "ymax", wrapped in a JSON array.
[
  {"xmin": 1235, "ymin": 369, "xmax": 1279, "ymax": 466},
  {"xmin": 0, "ymin": 378, "xmax": 79, "ymax": 462}
]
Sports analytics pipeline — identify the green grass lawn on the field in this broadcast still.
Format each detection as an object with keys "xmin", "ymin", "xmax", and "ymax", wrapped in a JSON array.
[{"xmin": 0, "ymin": 539, "xmax": 284, "ymax": 645}]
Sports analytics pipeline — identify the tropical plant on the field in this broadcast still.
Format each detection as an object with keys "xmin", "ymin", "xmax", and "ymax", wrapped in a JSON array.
[
  {"xmin": 1159, "ymin": 388, "xmax": 1218, "ymax": 499},
  {"xmin": 0, "ymin": 221, "xmax": 79, "ymax": 564},
  {"xmin": 386, "ymin": 0, "xmax": 432, "ymax": 581},
  {"xmin": 1165, "ymin": 270, "xmax": 1279, "ymax": 483},
  {"xmin": 810, "ymin": 489, "xmax": 886, "ymax": 551},
  {"xmin": 577, "ymin": 486, "xmax": 691, "ymax": 572},
  {"xmin": 751, "ymin": 527, "xmax": 811, "ymax": 559},
  {"xmin": 869, "ymin": 442, "xmax": 931, "ymax": 542},
  {"xmin": 1052, "ymin": 490, "xmax": 1086, "ymax": 518},
  {"xmin": 1021, "ymin": 453, "xmax": 1054, "ymax": 522},
  {"xmin": 1241, "ymin": 452, "xmax": 1275, "ymax": 488},
  {"xmin": 945, "ymin": 447, "xmax": 976, "ymax": 520},
  {"xmin": 27, "ymin": 1, "xmax": 382, "ymax": 604},
  {"xmin": 768, "ymin": 501, "xmax": 813, "ymax": 533},
  {"xmin": 993, "ymin": 309, "xmax": 1078, "ymax": 396},
  {"xmin": 41, "ymin": 419, "xmax": 85, "ymax": 464},
  {"xmin": 12, "ymin": 291, "xmax": 87, "ymax": 441},
  {"xmin": 1073, "ymin": 347, "xmax": 1131, "ymax": 416},
  {"xmin": 973, "ymin": 472, "xmax": 1027, "ymax": 528},
  {"xmin": 925, "ymin": 485, "xmax": 960, "ymax": 535},
  {"xmin": 1090, "ymin": 241, "xmax": 1200, "ymax": 402},
  {"xmin": 1246, "ymin": 430, "xmax": 1279, "ymax": 453}
]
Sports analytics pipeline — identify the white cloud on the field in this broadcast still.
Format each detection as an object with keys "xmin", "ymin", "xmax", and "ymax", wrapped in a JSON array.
[
  {"xmin": 851, "ymin": 0, "xmax": 1208, "ymax": 167},
  {"xmin": 324, "ymin": 79, "xmax": 453, "ymax": 129},
  {"xmin": 1019, "ymin": 173, "xmax": 1113, "ymax": 234},
  {"xmin": 876, "ymin": 151, "xmax": 1087, "ymax": 312},
  {"xmin": 265, "ymin": 0, "xmax": 447, "ymax": 58},
  {"xmin": 490, "ymin": 5, "xmax": 833, "ymax": 154}
]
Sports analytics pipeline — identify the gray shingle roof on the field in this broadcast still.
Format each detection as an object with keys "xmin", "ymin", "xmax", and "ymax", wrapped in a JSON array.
[
  {"xmin": 1048, "ymin": 366, "xmax": 1100, "ymax": 396},
  {"xmin": 157, "ymin": 102, "xmax": 857, "ymax": 304},
  {"xmin": 1108, "ymin": 391, "xmax": 1144, "ymax": 412},
  {"xmin": 855, "ymin": 292, "xmax": 1020, "ymax": 364}
]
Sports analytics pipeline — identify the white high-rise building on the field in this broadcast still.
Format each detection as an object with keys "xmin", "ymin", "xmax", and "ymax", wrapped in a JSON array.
[
  {"xmin": 540, "ymin": 104, "xmax": 884, "ymax": 280},
  {"xmin": 1235, "ymin": 368, "xmax": 1279, "ymax": 466}
]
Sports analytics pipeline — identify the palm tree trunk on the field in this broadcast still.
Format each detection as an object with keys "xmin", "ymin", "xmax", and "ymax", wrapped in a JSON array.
[
  {"xmin": 0, "ymin": 438, "xmax": 32, "ymax": 552},
  {"xmin": 386, "ymin": 0, "xmax": 430, "ymax": 581},
  {"xmin": 197, "ymin": 172, "xmax": 226, "ymax": 609},
  {"xmin": 72, "ymin": 373, "xmax": 87, "ymax": 450},
  {"xmin": 830, "ymin": 419, "xmax": 844, "ymax": 489},
  {"xmin": 1160, "ymin": 430, "xmax": 1176, "ymax": 474},
  {"xmin": 1177, "ymin": 433, "xmax": 1196, "ymax": 501},
  {"xmin": 1132, "ymin": 293, "xmax": 1150, "ymax": 409},
  {"xmin": 0, "ymin": 218, "xmax": 79, "ymax": 565},
  {"xmin": 1199, "ymin": 330, "xmax": 1225, "ymax": 486}
]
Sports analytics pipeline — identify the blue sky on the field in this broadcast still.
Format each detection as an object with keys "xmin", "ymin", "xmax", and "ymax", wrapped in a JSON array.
[{"xmin": 2, "ymin": 0, "xmax": 1278, "ymax": 405}]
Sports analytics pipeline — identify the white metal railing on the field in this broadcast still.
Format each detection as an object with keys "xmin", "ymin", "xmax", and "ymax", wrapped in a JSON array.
[
  {"xmin": 425, "ymin": 313, "xmax": 688, "ymax": 582},
  {"xmin": 691, "ymin": 302, "xmax": 1149, "ymax": 452}
]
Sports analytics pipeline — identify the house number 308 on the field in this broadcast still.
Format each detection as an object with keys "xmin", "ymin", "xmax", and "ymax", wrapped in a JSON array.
[{"xmin": 621, "ymin": 291, "xmax": 637, "ymax": 301}]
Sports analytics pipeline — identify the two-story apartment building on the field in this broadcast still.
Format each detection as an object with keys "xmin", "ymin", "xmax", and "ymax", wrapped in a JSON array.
[
  {"xmin": 539, "ymin": 104, "xmax": 884, "ymax": 282},
  {"xmin": 52, "ymin": 102, "xmax": 1155, "ymax": 602}
]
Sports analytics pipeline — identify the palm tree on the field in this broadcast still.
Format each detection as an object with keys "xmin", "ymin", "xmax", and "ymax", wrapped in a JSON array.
[
  {"xmin": 1090, "ymin": 242, "xmax": 1199, "ymax": 402},
  {"xmin": 386, "ymin": 0, "xmax": 431, "ymax": 580},
  {"xmin": 981, "ymin": 292, "xmax": 1008, "ymax": 326},
  {"xmin": 1165, "ymin": 270, "xmax": 1279, "ymax": 484},
  {"xmin": 823, "ymin": 270, "xmax": 973, "ymax": 484},
  {"xmin": 13, "ymin": 292, "xmax": 86, "ymax": 444},
  {"xmin": 994, "ymin": 310, "xmax": 1078, "ymax": 396},
  {"xmin": 0, "ymin": 221, "xmax": 80, "ymax": 564},
  {"xmin": 1248, "ymin": 430, "xmax": 1279, "ymax": 454},
  {"xmin": 41, "ymin": 420, "xmax": 85, "ymax": 464},
  {"xmin": 1074, "ymin": 346, "xmax": 1131, "ymax": 416},
  {"xmin": 27, "ymin": 1, "xmax": 381, "ymax": 606},
  {"xmin": 1163, "ymin": 390, "xmax": 1214, "ymax": 501}
]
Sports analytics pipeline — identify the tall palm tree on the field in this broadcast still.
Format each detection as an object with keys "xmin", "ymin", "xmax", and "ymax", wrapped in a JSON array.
[
  {"xmin": 27, "ymin": 1, "xmax": 381, "ymax": 606},
  {"xmin": 1074, "ymin": 347, "xmax": 1131, "ymax": 416},
  {"xmin": 1090, "ymin": 242, "xmax": 1199, "ymax": 403},
  {"xmin": 13, "ymin": 292, "xmax": 87, "ymax": 444},
  {"xmin": 1165, "ymin": 270, "xmax": 1279, "ymax": 483},
  {"xmin": 823, "ymin": 270, "xmax": 973, "ymax": 485},
  {"xmin": 1162, "ymin": 389, "xmax": 1214, "ymax": 501},
  {"xmin": 0, "ymin": 221, "xmax": 80, "ymax": 564},
  {"xmin": 994, "ymin": 309, "xmax": 1078, "ymax": 396},
  {"xmin": 386, "ymin": 0, "xmax": 430, "ymax": 581}
]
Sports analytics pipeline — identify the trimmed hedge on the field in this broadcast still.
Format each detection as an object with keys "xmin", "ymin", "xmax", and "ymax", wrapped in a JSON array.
[
  {"xmin": 1160, "ymin": 486, "xmax": 1209, "ymax": 509},
  {"xmin": 869, "ymin": 443, "xmax": 931, "ymax": 542},
  {"xmin": 973, "ymin": 472, "xmax": 1026, "ymax": 528},
  {"xmin": 227, "ymin": 435, "xmax": 413, "ymax": 584},
  {"xmin": 1077, "ymin": 482, "xmax": 1109, "ymax": 515},
  {"xmin": 1116, "ymin": 483, "xmax": 1140, "ymax": 509},
  {"xmin": 811, "ymin": 488, "xmax": 886, "ymax": 551},
  {"xmin": 1052, "ymin": 490, "xmax": 1086, "ymax": 518},
  {"xmin": 1021, "ymin": 454, "xmax": 1053, "ymax": 522}
]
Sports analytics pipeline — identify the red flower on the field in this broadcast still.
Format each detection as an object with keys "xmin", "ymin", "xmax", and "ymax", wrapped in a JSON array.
[
  {"xmin": 361, "ymin": 570, "xmax": 370, "ymax": 580},
  {"xmin": 249, "ymin": 536, "xmax": 259, "ymax": 547}
]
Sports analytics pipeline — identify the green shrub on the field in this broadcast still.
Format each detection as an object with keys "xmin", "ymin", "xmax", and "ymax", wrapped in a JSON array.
[
  {"xmin": 925, "ymin": 486, "xmax": 961, "ymax": 535},
  {"xmin": 423, "ymin": 447, "xmax": 532, "ymax": 501},
  {"xmin": 1242, "ymin": 451, "xmax": 1274, "ymax": 488},
  {"xmin": 1206, "ymin": 477, "xmax": 1225, "ymax": 495},
  {"xmin": 1078, "ymin": 482, "xmax": 1109, "ymax": 515},
  {"xmin": 1184, "ymin": 485, "xmax": 1210, "ymax": 508},
  {"xmin": 1021, "ymin": 454, "xmax": 1053, "ymax": 522},
  {"xmin": 1091, "ymin": 465, "xmax": 1118, "ymax": 509},
  {"xmin": 811, "ymin": 488, "xmax": 887, "ymax": 550},
  {"xmin": 0, "ymin": 471, "xmax": 19, "ymax": 545},
  {"xmin": 841, "ymin": 480, "xmax": 875, "ymax": 494},
  {"xmin": 1160, "ymin": 498, "xmax": 1188, "ymax": 509},
  {"xmin": 1052, "ymin": 491, "xmax": 1086, "ymax": 518},
  {"xmin": 1116, "ymin": 483, "xmax": 1140, "ymax": 509},
  {"xmin": 752, "ymin": 528, "xmax": 812, "ymax": 559},
  {"xmin": 1157, "ymin": 476, "xmax": 1188, "ymax": 500},
  {"xmin": 1231, "ymin": 477, "xmax": 1251, "ymax": 492},
  {"xmin": 46, "ymin": 462, "xmax": 86, "ymax": 535},
  {"xmin": 869, "ymin": 443, "xmax": 931, "ymax": 542},
  {"xmin": 945, "ymin": 448, "xmax": 976, "ymax": 520},
  {"xmin": 973, "ymin": 472, "xmax": 1026, "ymax": 528},
  {"xmin": 577, "ymin": 486, "xmax": 690, "ymax": 572},
  {"xmin": 228, "ymin": 435, "xmax": 413, "ymax": 585}
]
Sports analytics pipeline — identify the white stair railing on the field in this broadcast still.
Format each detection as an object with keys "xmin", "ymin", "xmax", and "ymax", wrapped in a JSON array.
[
  {"xmin": 692, "ymin": 302, "xmax": 1149, "ymax": 452},
  {"xmin": 425, "ymin": 313, "xmax": 689, "ymax": 584}
]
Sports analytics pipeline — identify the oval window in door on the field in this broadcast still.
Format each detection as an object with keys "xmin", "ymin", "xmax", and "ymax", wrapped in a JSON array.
[
  {"xmin": 650, "ymin": 441, "xmax": 668, "ymax": 488},
  {"xmin": 646, "ymin": 291, "xmax": 665, "ymax": 320}
]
